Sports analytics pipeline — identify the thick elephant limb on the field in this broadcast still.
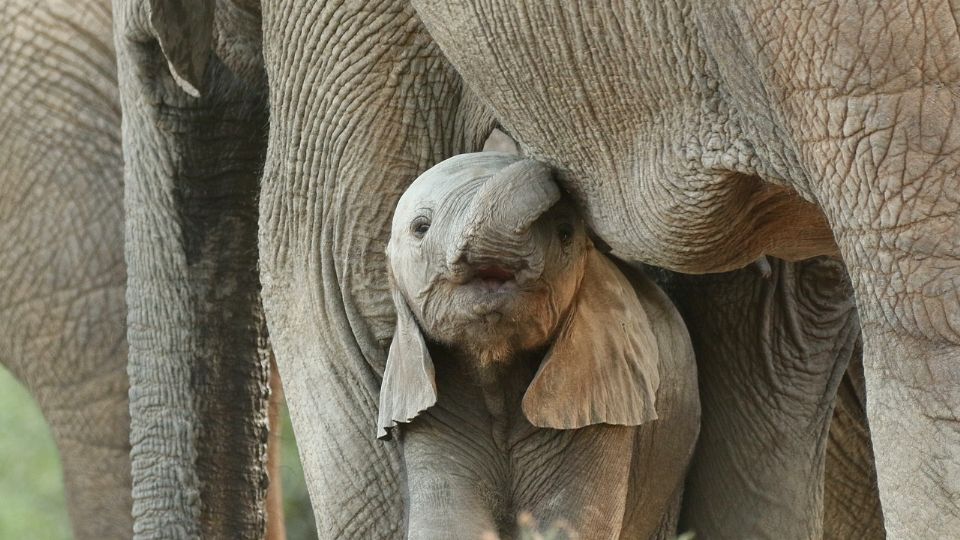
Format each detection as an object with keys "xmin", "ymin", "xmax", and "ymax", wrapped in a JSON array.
[
  {"xmin": 0, "ymin": 1, "xmax": 130, "ymax": 537},
  {"xmin": 113, "ymin": 0, "xmax": 271, "ymax": 535},
  {"xmin": 257, "ymin": 0, "xmax": 495, "ymax": 536},
  {"xmin": 699, "ymin": 3, "xmax": 960, "ymax": 534},
  {"xmin": 662, "ymin": 258, "xmax": 859, "ymax": 539}
]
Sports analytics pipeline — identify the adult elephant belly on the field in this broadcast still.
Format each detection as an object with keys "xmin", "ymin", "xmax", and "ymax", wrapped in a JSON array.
[{"xmin": 414, "ymin": 0, "xmax": 837, "ymax": 273}]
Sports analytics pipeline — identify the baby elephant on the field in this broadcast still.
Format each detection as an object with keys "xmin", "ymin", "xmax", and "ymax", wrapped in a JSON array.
[{"xmin": 379, "ymin": 153, "xmax": 699, "ymax": 539}]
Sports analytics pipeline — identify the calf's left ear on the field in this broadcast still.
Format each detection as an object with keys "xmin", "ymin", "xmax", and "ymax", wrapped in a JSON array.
[
  {"xmin": 522, "ymin": 248, "xmax": 661, "ymax": 429},
  {"xmin": 376, "ymin": 286, "xmax": 437, "ymax": 440}
]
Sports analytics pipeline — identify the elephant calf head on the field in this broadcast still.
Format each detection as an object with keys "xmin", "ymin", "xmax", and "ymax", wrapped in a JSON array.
[{"xmin": 377, "ymin": 152, "xmax": 662, "ymax": 437}]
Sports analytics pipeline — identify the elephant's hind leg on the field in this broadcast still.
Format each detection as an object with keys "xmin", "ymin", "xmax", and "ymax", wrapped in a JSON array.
[
  {"xmin": 665, "ymin": 257, "xmax": 859, "ymax": 539},
  {"xmin": 823, "ymin": 352, "xmax": 885, "ymax": 540},
  {"xmin": 0, "ymin": 232, "xmax": 131, "ymax": 540}
]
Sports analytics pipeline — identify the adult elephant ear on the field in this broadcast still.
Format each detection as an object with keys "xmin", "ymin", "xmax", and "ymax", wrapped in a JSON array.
[
  {"xmin": 148, "ymin": 0, "xmax": 214, "ymax": 97},
  {"xmin": 523, "ymin": 248, "xmax": 661, "ymax": 429},
  {"xmin": 376, "ymin": 286, "xmax": 438, "ymax": 440}
]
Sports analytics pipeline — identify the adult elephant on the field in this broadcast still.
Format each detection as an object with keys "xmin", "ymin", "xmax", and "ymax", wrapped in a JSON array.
[
  {"xmin": 260, "ymin": 1, "xmax": 951, "ymax": 537},
  {"xmin": 1, "ymin": 2, "xmax": 297, "ymax": 538},
  {"xmin": 0, "ymin": 1, "xmax": 130, "ymax": 537},
  {"xmin": 115, "ymin": 0, "xmax": 942, "ymax": 538},
  {"xmin": 407, "ymin": 3, "xmax": 959, "ymax": 535}
]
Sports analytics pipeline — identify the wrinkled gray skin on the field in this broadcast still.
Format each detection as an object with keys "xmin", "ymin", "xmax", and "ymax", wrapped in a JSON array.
[
  {"xmin": 112, "ymin": 0, "xmax": 945, "ymax": 538},
  {"xmin": 409, "ymin": 3, "xmax": 960, "ymax": 536},
  {"xmin": 379, "ymin": 153, "xmax": 699, "ymax": 539},
  {"xmin": 0, "ymin": 1, "xmax": 131, "ymax": 538},
  {"xmin": 112, "ymin": 0, "xmax": 272, "ymax": 536},
  {"xmin": 2, "ymin": 2, "xmax": 291, "ymax": 538},
  {"xmin": 257, "ymin": 1, "xmax": 938, "ymax": 536},
  {"xmin": 658, "ymin": 257, "xmax": 885, "ymax": 538}
]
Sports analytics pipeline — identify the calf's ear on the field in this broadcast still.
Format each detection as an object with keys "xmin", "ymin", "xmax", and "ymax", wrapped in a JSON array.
[
  {"xmin": 148, "ymin": 0, "xmax": 215, "ymax": 97},
  {"xmin": 376, "ymin": 286, "xmax": 437, "ymax": 439},
  {"xmin": 522, "ymin": 248, "xmax": 661, "ymax": 429}
]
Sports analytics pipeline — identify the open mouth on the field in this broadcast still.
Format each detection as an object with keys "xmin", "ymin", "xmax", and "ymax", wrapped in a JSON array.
[
  {"xmin": 460, "ymin": 265, "xmax": 518, "ymax": 296},
  {"xmin": 474, "ymin": 265, "xmax": 516, "ymax": 283}
]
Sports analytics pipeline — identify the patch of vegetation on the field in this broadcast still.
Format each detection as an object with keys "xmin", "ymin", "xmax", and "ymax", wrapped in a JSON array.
[
  {"xmin": 278, "ymin": 404, "xmax": 319, "ymax": 539},
  {"xmin": 0, "ymin": 366, "xmax": 320, "ymax": 540},
  {"xmin": 0, "ymin": 367, "xmax": 71, "ymax": 539}
]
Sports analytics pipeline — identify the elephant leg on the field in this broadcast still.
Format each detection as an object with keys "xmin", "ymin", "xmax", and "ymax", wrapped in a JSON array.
[
  {"xmin": 403, "ymin": 440, "xmax": 499, "ymax": 540},
  {"xmin": 112, "ymin": 1, "xmax": 272, "ymax": 536},
  {"xmin": 0, "ymin": 0, "xmax": 130, "ymax": 537},
  {"xmin": 784, "ymin": 39, "xmax": 960, "ymax": 537},
  {"xmin": 45, "ymin": 366, "xmax": 131, "ymax": 540},
  {"xmin": 257, "ymin": 0, "xmax": 494, "ymax": 536},
  {"xmin": 663, "ymin": 257, "xmax": 859, "ymax": 539},
  {"xmin": 805, "ymin": 77, "xmax": 960, "ymax": 533},
  {"xmin": 823, "ymin": 350, "xmax": 885, "ymax": 540},
  {"xmin": 828, "ymin": 215, "xmax": 960, "ymax": 536},
  {"xmin": 0, "ymin": 301, "xmax": 130, "ymax": 540},
  {"xmin": 696, "ymin": 3, "xmax": 960, "ymax": 534}
]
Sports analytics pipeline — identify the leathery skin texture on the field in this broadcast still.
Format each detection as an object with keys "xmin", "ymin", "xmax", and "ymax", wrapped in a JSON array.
[
  {"xmin": 410, "ymin": 2, "xmax": 960, "ymax": 536},
  {"xmin": 0, "ymin": 1, "xmax": 131, "ymax": 538},
  {"xmin": 98, "ymin": 0, "xmax": 960, "ymax": 537}
]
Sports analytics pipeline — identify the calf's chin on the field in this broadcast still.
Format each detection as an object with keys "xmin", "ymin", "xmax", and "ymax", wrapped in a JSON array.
[{"xmin": 422, "ymin": 281, "xmax": 572, "ymax": 371}]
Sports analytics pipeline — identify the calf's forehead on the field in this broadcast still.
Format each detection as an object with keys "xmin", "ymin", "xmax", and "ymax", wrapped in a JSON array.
[{"xmin": 393, "ymin": 152, "xmax": 521, "ymax": 225}]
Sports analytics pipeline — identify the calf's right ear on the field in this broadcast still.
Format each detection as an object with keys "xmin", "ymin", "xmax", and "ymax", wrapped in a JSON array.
[{"xmin": 376, "ymin": 287, "xmax": 437, "ymax": 440}]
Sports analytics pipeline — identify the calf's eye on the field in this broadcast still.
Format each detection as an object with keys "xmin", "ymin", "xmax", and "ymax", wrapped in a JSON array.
[
  {"xmin": 557, "ymin": 223, "xmax": 574, "ymax": 245},
  {"xmin": 411, "ymin": 218, "xmax": 431, "ymax": 239}
]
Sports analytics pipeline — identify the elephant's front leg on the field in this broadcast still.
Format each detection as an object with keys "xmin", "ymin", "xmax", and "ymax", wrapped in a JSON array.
[
  {"xmin": 256, "ymin": 0, "xmax": 494, "ymax": 536},
  {"xmin": 663, "ymin": 257, "xmax": 859, "ymax": 539},
  {"xmin": 789, "ymin": 45, "xmax": 960, "ymax": 536},
  {"xmin": 402, "ymin": 422, "xmax": 501, "ymax": 540}
]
